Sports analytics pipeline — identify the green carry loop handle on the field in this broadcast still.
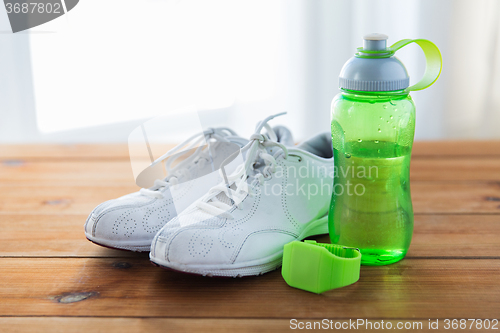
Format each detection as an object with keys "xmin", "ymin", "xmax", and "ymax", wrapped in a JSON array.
[
  {"xmin": 282, "ymin": 240, "xmax": 361, "ymax": 294},
  {"xmin": 389, "ymin": 39, "xmax": 442, "ymax": 92},
  {"xmin": 355, "ymin": 38, "xmax": 442, "ymax": 92}
]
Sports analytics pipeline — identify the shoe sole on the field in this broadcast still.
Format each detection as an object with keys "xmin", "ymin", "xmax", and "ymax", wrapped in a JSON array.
[
  {"xmin": 149, "ymin": 214, "xmax": 329, "ymax": 277},
  {"xmin": 85, "ymin": 233, "xmax": 151, "ymax": 252}
]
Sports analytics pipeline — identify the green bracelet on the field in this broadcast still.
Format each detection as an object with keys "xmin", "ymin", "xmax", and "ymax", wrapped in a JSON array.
[{"xmin": 282, "ymin": 240, "xmax": 361, "ymax": 294}]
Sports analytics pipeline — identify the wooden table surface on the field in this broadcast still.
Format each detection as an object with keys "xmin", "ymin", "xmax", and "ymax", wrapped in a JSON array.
[{"xmin": 0, "ymin": 142, "xmax": 499, "ymax": 332}]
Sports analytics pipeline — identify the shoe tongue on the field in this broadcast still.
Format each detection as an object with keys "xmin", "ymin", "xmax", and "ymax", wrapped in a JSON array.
[
  {"xmin": 264, "ymin": 126, "xmax": 294, "ymax": 146},
  {"xmin": 210, "ymin": 153, "xmax": 262, "ymax": 205},
  {"xmin": 214, "ymin": 185, "xmax": 235, "ymax": 206},
  {"xmin": 272, "ymin": 126, "xmax": 294, "ymax": 146},
  {"xmin": 208, "ymin": 183, "xmax": 237, "ymax": 210},
  {"xmin": 201, "ymin": 130, "xmax": 287, "ymax": 207}
]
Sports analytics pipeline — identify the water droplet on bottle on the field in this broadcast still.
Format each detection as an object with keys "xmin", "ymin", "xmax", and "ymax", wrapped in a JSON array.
[
  {"xmin": 378, "ymin": 128, "xmax": 381, "ymax": 132},
  {"xmin": 377, "ymin": 149, "xmax": 381, "ymax": 153},
  {"xmin": 345, "ymin": 153, "xmax": 351, "ymax": 158},
  {"xmin": 383, "ymin": 105, "xmax": 388, "ymax": 109},
  {"xmin": 390, "ymin": 115, "xmax": 393, "ymax": 119},
  {"xmin": 357, "ymin": 139, "xmax": 362, "ymax": 142},
  {"xmin": 393, "ymin": 126, "xmax": 396, "ymax": 129},
  {"xmin": 374, "ymin": 140, "xmax": 379, "ymax": 144},
  {"xmin": 394, "ymin": 108, "xmax": 398, "ymax": 112},
  {"xmin": 380, "ymin": 116, "xmax": 383, "ymax": 120},
  {"xmin": 386, "ymin": 120, "xmax": 389, "ymax": 123}
]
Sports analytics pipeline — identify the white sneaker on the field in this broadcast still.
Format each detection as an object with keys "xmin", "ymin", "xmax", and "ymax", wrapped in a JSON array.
[
  {"xmin": 150, "ymin": 114, "xmax": 333, "ymax": 277},
  {"xmin": 85, "ymin": 125, "xmax": 293, "ymax": 252}
]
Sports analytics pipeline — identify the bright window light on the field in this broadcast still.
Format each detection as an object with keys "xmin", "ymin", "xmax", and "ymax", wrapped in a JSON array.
[{"xmin": 30, "ymin": 0, "xmax": 280, "ymax": 133}]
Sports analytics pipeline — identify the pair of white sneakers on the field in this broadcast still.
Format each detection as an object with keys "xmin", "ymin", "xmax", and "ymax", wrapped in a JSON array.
[{"xmin": 85, "ymin": 114, "xmax": 334, "ymax": 277}]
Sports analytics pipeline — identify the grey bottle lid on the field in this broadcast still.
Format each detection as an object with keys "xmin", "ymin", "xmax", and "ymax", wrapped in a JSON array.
[{"xmin": 339, "ymin": 33, "xmax": 410, "ymax": 91}]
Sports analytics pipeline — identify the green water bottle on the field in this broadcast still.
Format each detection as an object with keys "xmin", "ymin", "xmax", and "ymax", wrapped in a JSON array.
[{"xmin": 329, "ymin": 33, "xmax": 442, "ymax": 265}]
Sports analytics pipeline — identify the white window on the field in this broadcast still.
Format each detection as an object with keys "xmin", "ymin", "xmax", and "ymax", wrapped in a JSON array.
[{"xmin": 29, "ymin": 0, "xmax": 280, "ymax": 135}]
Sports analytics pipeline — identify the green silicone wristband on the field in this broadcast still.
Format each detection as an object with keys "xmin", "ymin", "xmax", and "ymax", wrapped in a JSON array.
[{"xmin": 281, "ymin": 240, "xmax": 361, "ymax": 294}]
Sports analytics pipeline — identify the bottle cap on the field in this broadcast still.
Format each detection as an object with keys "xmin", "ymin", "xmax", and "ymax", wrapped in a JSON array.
[{"xmin": 339, "ymin": 34, "xmax": 442, "ymax": 92}]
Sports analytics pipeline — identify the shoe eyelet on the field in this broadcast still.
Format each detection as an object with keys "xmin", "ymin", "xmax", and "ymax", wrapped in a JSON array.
[{"xmin": 288, "ymin": 154, "xmax": 302, "ymax": 162}]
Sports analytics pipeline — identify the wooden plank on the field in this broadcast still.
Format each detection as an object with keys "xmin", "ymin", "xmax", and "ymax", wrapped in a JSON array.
[
  {"xmin": 412, "ymin": 140, "xmax": 500, "ymax": 157},
  {"xmin": 409, "ymin": 214, "xmax": 500, "ymax": 257},
  {"xmin": 0, "ymin": 318, "xmax": 490, "ymax": 333},
  {"xmin": 411, "ymin": 158, "xmax": 500, "ymax": 181},
  {"xmin": 1, "ymin": 215, "xmax": 499, "ymax": 258},
  {"xmin": 0, "ymin": 144, "xmax": 131, "ymax": 160},
  {"xmin": 0, "ymin": 318, "xmax": 288, "ymax": 333},
  {"xmin": 313, "ymin": 214, "xmax": 500, "ymax": 258},
  {"xmin": 0, "ymin": 185, "xmax": 138, "ymax": 215},
  {"xmin": 411, "ymin": 182, "xmax": 500, "ymax": 214},
  {"xmin": 2, "ymin": 157, "xmax": 500, "ymax": 186},
  {"xmin": 1, "ymin": 141, "xmax": 499, "ymax": 160},
  {"xmin": 0, "ymin": 161, "xmax": 135, "ymax": 186},
  {"xmin": 0, "ymin": 214, "xmax": 141, "ymax": 258},
  {"xmin": 0, "ymin": 258, "xmax": 498, "ymax": 319},
  {"xmin": 1, "ymin": 182, "xmax": 500, "ymax": 215},
  {"xmin": 0, "ymin": 144, "xmax": 174, "ymax": 160}
]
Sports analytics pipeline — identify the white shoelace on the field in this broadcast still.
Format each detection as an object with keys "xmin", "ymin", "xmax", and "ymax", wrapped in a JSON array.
[
  {"xmin": 140, "ymin": 127, "xmax": 237, "ymax": 199},
  {"xmin": 196, "ymin": 113, "xmax": 289, "ymax": 219}
]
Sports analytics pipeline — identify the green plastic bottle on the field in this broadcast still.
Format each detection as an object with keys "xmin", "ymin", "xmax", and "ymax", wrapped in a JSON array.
[{"xmin": 329, "ymin": 34, "xmax": 442, "ymax": 266}]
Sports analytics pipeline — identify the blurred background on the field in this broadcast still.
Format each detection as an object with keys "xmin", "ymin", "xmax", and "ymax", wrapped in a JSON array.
[{"xmin": 0, "ymin": 0, "xmax": 499, "ymax": 143}]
